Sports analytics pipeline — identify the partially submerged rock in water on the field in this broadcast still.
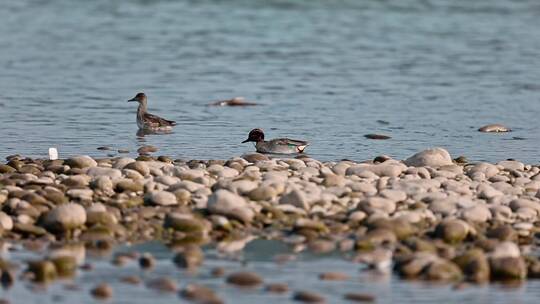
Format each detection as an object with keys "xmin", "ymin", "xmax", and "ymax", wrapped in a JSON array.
[
  {"xmin": 208, "ymin": 97, "xmax": 259, "ymax": 107},
  {"xmin": 364, "ymin": 134, "xmax": 391, "ymax": 140},
  {"xmin": 478, "ymin": 124, "xmax": 511, "ymax": 133},
  {"xmin": 91, "ymin": 283, "xmax": 113, "ymax": 299},
  {"xmin": 226, "ymin": 271, "xmax": 263, "ymax": 287}
]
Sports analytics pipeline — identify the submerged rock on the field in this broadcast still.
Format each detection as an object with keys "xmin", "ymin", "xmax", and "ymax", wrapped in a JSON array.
[
  {"xmin": 226, "ymin": 272, "xmax": 263, "ymax": 287},
  {"xmin": 478, "ymin": 124, "xmax": 511, "ymax": 133}
]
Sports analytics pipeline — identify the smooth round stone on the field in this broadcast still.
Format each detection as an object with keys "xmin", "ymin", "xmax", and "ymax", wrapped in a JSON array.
[
  {"xmin": 490, "ymin": 257, "xmax": 527, "ymax": 280},
  {"xmin": 478, "ymin": 124, "xmax": 511, "ymax": 133},
  {"xmin": 346, "ymin": 163, "xmax": 405, "ymax": 178},
  {"xmin": 173, "ymin": 246, "xmax": 204, "ymax": 269},
  {"xmin": 146, "ymin": 277, "xmax": 178, "ymax": 292},
  {"xmin": 177, "ymin": 169, "xmax": 205, "ymax": 181},
  {"xmin": 497, "ymin": 160, "xmax": 525, "ymax": 172},
  {"xmin": 404, "ymin": 148, "xmax": 452, "ymax": 168},
  {"xmin": 343, "ymin": 293, "xmax": 376, "ymax": 303},
  {"xmin": 248, "ymin": 185, "xmax": 277, "ymax": 201},
  {"xmin": 90, "ymin": 176, "xmax": 114, "ymax": 193},
  {"xmin": 380, "ymin": 189, "xmax": 407, "ymax": 202},
  {"xmin": 43, "ymin": 203, "xmax": 87, "ymax": 232},
  {"xmin": 279, "ymin": 188, "xmax": 309, "ymax": 210},
  {"xmin": 322, "ymin": 174, "xmax": 345, "ymax": 187},
  {"xmin": 265, "ymin": 283, "xmax": 289, "ymax": 293},
  {"xmin": 139, "ymin": 253, "xmax": 155, "ymax": 270},
  {"xmin": 292, "ymin": 290, "xmax": 326, "ymax": 303},
  {"xmin": 124, "ymin": 161, "xmax": 150, "ymax": 176},
  {"xmin": 490, "ymin": 241, "xmax": 521, "ymax": 259},
  {"xmin": 459, "ymin": 204, "xmax": 492, "ymax": 222},
  {"xmin": 318, "ymin": 272, "xmax": 350, "ymax": 281},
  {"xmin": 230, "ymin": 180, "xmax": 258, "ymax": 194},
  {"xmin": 66, "ymin": 189, "xmax": 94, "ymax": 201},
  {"xmin": 137, "ymin": 145, "xmax": 158, "ymax": 155},
  {"xmin": 467, "ymin": 163, "xmax": 499, "ymax": 179},
  {"xmin": 62, "ymin": 175, "xmax": 91, "ymax": 187},
  {"xmin": 65, "ymin": 156, "xmax": 97, "ymax": 169},
  {"xmin": 241, "ymin": 153, "xmax": 270, "ymax": 163},
  {"xmin": 435, "ymin": 219, "xmax": 469, "ymax": 244},
  {"xmin": 226, "ymin": 272, "xmax": 263, "ymax": 287},
  {"xmin": 424, "ymin": 259, "xmax": 463, "ymax": 281},
  {"xmin": 207, "ymin": 189, "xmax": 254, "ymax": 223},
  {"xmin": 145, "ymin": 191, "xmax": 178, "ymax": 206},
  {"xmin": 0, "ymin": 212, "xmax": 13, "ymax": 230},
  {"xmin": 181, "ymin": 284, "xmax": 222, "ymax": 303},
  {"xmin": 112, "ymin": 158, "xmax": 136, "ymax": 169},
  {"xmin": 359, "ymin": 197, "xmax": 396, "ymax": 214},
  {"xmin": 86, "ymin": 167, "xmax": 122, "ymax": 179}
]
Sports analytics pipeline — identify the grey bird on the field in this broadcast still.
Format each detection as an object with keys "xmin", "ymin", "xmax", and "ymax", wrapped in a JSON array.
[
  {"xmin": 242, "ymin": 128, "xmax": 309, "ymax": 154},
  {"xmin": 128, "ymin": 92, "xmax": 176, "ymax": 131}
]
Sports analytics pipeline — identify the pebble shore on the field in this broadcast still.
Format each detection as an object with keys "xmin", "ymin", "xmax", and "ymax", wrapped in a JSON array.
[{"xmin": 1, "ymin": 148, "xmax": 540, "ymax": 302}]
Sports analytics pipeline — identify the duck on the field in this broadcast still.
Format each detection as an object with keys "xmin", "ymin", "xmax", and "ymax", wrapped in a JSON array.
[
  {"xmin": 242, "ymin": 128, "xmax": 309, "ymax": 154},
  {"xmin": 128, "ymin": 92, "xmax": 176, "ymax": 131}
]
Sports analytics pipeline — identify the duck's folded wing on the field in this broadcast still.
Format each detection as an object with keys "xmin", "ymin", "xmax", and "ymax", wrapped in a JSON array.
[
  {"xmin": 143, "ymin": 113, "xmax": 177, "ymax": 126},
  {"xmin": 274, "ymin": 138, "xmax": 309, "ymax": 147}
]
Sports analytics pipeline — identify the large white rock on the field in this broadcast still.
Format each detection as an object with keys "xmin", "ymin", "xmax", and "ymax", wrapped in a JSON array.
[
  {"xmin": 404, "ymin": 148, "xmax": 452, "ymax": 168},
  {"xmin": 43, "ymin": 203, "xmax": 87, "ymax": 232},
  {"xmin": 207, "ymin": 189, "xmax": 254, "ymax": 223}
]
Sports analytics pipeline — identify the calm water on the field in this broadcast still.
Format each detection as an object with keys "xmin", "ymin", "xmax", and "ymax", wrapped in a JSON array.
[
  {"xmin": 2, "ymin": 240, "xmax": 540, "ymax": 304},
  {"xmin": 1, "ymin": 1, "xmax": 540, "ymax": 303},
  {"xmin": 0, "ymin": 0, "xmax": 539, "ymax": 163}
]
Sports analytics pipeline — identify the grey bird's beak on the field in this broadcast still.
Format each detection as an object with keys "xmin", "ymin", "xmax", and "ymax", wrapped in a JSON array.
[
  {"xmin": 242, "ymin": 139, "xmax": 250, "ymax": 143},
  {"xmin": 127, "ymin": 98, "xmax": 136, "ymax": 102}
]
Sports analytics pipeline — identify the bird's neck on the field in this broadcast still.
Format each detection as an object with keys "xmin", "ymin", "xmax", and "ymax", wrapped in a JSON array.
[{"xmin": 137, "ymin": 102, "xmax": 147, "ymax": 115}]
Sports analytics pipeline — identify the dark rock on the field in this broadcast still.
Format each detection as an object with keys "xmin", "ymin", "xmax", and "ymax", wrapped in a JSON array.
[
  {"xmin": 226, "ymin": 272, "xmax": 263, "ymax": 287},
  {"xmin": 293, "ymin": 290, "xmax": 326, "ymax": 303}
]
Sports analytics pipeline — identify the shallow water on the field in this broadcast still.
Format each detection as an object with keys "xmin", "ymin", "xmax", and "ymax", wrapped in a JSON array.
[
  {"xmin": 2, "ymin": 240, "xmax": 540, "ymax": 304},
  {"xmin": 0, "ymin": 0, "xmax": 540, "ymax": 163}
]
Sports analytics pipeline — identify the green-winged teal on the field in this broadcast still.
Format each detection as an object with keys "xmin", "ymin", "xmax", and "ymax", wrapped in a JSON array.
[
  {"xmin": 242, "ymin": 128, "xmax": 309, "ymax": 154},
  {"xmin": 128, "ymin": 92, "xmax": 176, "ymax": 131}
]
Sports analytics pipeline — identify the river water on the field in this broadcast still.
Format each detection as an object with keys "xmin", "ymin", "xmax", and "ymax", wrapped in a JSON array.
[
  {"xmin": 1, "ymin": 0, "xmax": 540, "ymax": 303},
  {"xmin": 1, "ymin": 0, "xmax": 540, "ymax": 163}
]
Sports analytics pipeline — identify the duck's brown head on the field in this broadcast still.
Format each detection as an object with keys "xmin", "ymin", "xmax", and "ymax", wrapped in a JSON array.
[
  {"xmin": 242, "ymin": 128, "xmax": 265, "ymax": 143},
  {"xmin": 128, "ymin": 92, "xmax": 147, "ymax": 103}
]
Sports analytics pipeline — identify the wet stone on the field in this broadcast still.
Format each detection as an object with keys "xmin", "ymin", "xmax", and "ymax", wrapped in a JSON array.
[
  {"xmin": 226, "ymin": 271, "xmax": 263, "ymax": 287},
  {"xmin": 364, "ymin": 134, "xmax": 391, "ymax": 140},
  {"xmin": 293, "ymin": 290, "xmax": 326, "ymax": 303},
  {"xmin": 146, "ymin": 277, "xmax": 177, "ymax": 292},
  {"xmin": 478, "ymin": 124, "xmax": 511, "ymax": 133},
  {"xmin": 139, "ymin": 253, "xmax": 155, "ymax": 270},
  {"xmin": 265, "ymin": 283, "xmax": 289, "ymax": 293},
  {"xmin": 119, "ymin": 275, "xmax": 142, "ymax": 285},
  {"xmin": 343, "ymin": 293, "xmax": 376, "ymax": 303},
  {"xmin": 173, "ymin": 246, "xmax": 204, "ymax": 269},
  {"xmin": 27, "ymin": 260, "xmax": 57, "ymax": 283},
  {"xmin": 137, "ymin": 145, "xmax": 159, "ymax": 155},
  {"xmin": 318, "ymin": 272, "xmax": 349, "ymax": 281},
  {"xmin": 181, "ymin": 284, "xmax": 223, "ymax": 304},
  {"xmin": 91, "ymin": 283, "xmax": 113, "ymax": 299}
]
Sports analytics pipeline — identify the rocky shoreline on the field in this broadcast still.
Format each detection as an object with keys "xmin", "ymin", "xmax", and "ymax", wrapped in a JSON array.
[{"xmin": 1, "ymin": 148, "xmax": 540, "ymax": 302}]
